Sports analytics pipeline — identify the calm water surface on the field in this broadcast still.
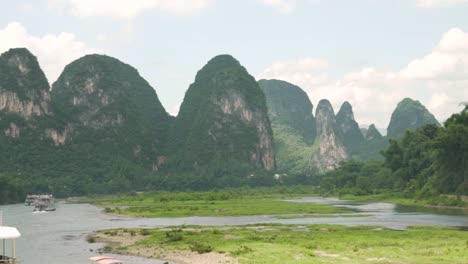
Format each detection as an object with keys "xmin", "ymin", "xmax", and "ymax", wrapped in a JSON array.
[{"xmin": 1, "ymin": 197, "xmax": 467, "ymax": 264}]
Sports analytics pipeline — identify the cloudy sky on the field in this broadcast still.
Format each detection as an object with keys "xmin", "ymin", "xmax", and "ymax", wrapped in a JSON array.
[{"xmin": 1, "ymin": 0, "xmax": 468, "ymax": 130}]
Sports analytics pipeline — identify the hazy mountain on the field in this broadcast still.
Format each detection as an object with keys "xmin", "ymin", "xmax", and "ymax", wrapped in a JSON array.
[
  {"xmin": 387, "ymin": 98, "xmax": 440, "ymax": 138},
  {"xmin": 366, "ymin": 124, "xmax": 383, "ymax": 141},
  {"xmin": 336, "ymin": 101, "xmax": 365, "ymax": 153}
]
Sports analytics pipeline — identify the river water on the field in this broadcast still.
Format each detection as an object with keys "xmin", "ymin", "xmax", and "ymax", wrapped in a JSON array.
[{"xmin": 1, "ymin": 197, "xmax": 467, "ymax": 264}]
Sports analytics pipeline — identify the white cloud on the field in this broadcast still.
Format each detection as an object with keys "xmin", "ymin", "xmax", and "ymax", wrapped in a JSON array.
[
  {"xmin": 401, "ymin": 28, "xmax": 468, "ymax": 80},
  {"xmin": 257, "ymin": 57, "xmax": 328, "ymax": 88},
  {"xmin": 0, "ymin": 22, "xmax": 99, "ymax": 82},
  {"xmin": 257, "ymin": 28, "xmax": 468, "ymax": 128},
  {"xmin": 416, "ymin": 0, "xmax": 468, "ymax": 8},
  {"xmin": 259, "ymin": 0, "xmax": 297, "ymax": 14},
  {"xmin": 50, "ymin": 0, "xmax": 213, "ymax": 18}
]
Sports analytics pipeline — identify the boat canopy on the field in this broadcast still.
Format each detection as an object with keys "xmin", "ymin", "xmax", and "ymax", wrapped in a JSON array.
[{"xmin": 0, "ymin": 226, "xmax": 21, "ymax": 239}]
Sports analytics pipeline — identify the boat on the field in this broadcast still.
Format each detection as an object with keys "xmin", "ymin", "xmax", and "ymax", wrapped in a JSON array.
[
  {"xmin": 24, "ymin": 194, "xmax": 37, "ymax": 206},
  {"xmin": 32, "ymin": 194, "xmax": 56, "ymax": 212},
  {"xmin": 89, "ymin": 256, "xmax": 124, "ymax": 264},
  {"xmin": 0, "ymin": 212, "xmax": 21, "ymax": 264}
]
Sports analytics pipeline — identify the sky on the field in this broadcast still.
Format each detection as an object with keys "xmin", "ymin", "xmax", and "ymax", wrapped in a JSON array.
[{"xmin": 1, "ymin": 0, "xmax": 468, "ymax": 130}]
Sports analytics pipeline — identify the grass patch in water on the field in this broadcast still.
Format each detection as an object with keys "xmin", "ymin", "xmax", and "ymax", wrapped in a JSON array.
[{"xmin": 97, "ymin": 186, "xmax": 347, "ymax": 217}]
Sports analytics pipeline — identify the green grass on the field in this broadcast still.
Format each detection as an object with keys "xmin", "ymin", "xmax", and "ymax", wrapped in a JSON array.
[
  {"xmin": 96, "ymin": 186, "xmax": 348, "ymax": 217},
  {"xmin": 106, "ymin": 224, "xmax": 468, "ymax": 264}
]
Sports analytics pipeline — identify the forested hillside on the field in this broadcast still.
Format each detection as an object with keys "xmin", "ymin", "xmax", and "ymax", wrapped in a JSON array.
[{"xmin": 321, "ymin": 105, "xmax": 468, "ymax": 197}]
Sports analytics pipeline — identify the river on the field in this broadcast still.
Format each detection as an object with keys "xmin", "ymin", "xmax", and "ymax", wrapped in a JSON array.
[{"xmin": 1, "ymin": 197, "xmax": 467, "ymax": 264}]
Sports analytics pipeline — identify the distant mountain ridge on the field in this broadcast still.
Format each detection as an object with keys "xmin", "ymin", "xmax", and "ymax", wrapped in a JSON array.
[
  {"xmin": 260, "ymin": 80, "xmax": 440, "ymax": 171},
  {"xmin": 0, "ymin": 47, "xmax": 443, "ymax": 199}
]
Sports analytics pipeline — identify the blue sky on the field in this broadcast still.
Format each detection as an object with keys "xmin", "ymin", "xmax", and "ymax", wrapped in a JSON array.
[{"xmin": 1, "ymin": 0, "xmax": 468, "ymax": 129}]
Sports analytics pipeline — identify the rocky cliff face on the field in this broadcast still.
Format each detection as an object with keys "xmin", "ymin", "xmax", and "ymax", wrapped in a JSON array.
[
  {"xmin": 51, "ymin": 54, "xmax": 171, "ymax": 169},
  {"xmin": 0, "ymin": 49, "xmax": 51, "ymax": 113},
  {"xmin": 170, "ymin": 55, "xmax": 275, "ymax": 174},
  {"xmin": 336, "ymin": 101, "xmax": 364, "ymax": 151},
  {"xmin": 0, "ymin": 49, "xmax": 51, "ymax": 115},
  {"xmin": 0, "ymin": 48, "xmax": 53, "ymax": 139},
  {"xmin": 259, "ymin": 79, "xmax": 315, "ymax": 142},
  {"xmin": 387, "ymin": 98, "xmax": 440, "ymax": 138},
  {"xmin": 312, "ymin": 99, "xmax": 348, "ymax": 171}
]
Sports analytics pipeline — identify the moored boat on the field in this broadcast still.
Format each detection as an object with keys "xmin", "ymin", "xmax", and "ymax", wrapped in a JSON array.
[
  {"xmin": 0, "ymin": 212, "xmax": 21, "ymax": 264},
  {"xmin": 32, "ymin": 194, "xmax": 56, "ymax": 212},
  {"xmin": 24, "ymin": 194, "xmax": 37, "ymax": 206}
]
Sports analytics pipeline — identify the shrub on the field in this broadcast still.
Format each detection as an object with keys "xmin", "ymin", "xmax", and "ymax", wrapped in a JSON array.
[
  {"xmin": 190, "ymin": 242, "xmax": 213, "ymax": 254},
  {"xmin": 102, "ymin": 246, "xmax": 112, "ymax": 252},
  {"xmin": 140, "ymin": 229, "xmax": 151, "ymax": 236},
  {"xmin": 231, "ymin": 245, "xmax": 253, "ymax": 256},
  {"xmin": 165, "ymin": 230, "xmax": 184, "ymax": 242},
  {"xmin": 87, "ymin": 235, "xmax": 96, "ymax": 243}
]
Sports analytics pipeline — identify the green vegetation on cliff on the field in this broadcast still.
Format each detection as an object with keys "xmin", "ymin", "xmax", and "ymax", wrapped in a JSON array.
[
  {"xmin": 52, "ymin": 54, "xmax": 170, "ymax": 154},
  {"xmin": 0, "ymin": 48, "xmax": 50, "ymax": 100},
  {"xmin": 259, "ymin": 79, "xmax": 315, "ymax": 142},
  {"xmin": 259, "ymin": 79, "xmax": 318, "ymax": 178},
  {"xmin": 166, "ymin": 55, "xmax": 275, "ymax": 185}
]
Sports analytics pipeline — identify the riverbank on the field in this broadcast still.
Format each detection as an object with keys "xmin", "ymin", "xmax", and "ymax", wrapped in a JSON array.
[
  {"xmin": 95, "ymin": 186, "xmax": 349, "ymax": 218},
  {"xmin": 91, "ymin": 224, "xmax": 468, "ymax": 264}
]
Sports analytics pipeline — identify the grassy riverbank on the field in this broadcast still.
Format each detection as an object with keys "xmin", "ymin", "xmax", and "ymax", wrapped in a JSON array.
[
  {"xmin": 96, "ymin": 186, "xmax": 348, "ymax": 217},
  {"xmin": 92, "ymin": 224, "xmax": 468, "ymax": 264}
]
